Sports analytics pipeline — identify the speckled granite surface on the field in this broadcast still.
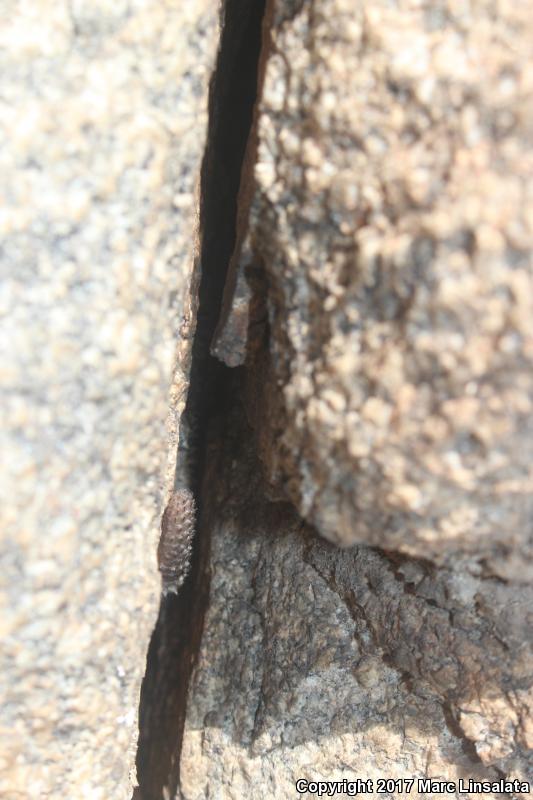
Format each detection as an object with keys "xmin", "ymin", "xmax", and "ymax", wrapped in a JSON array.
[
  {"xmin": 246, "ymin": 0, "xmax": 533, "ymax": 575},
  {"xmin": 0, "ymin": 2, "xmax": 218, "ymax": 797},
  {"xmin": 178, "ymin": 0, "xmax": 533, "ymax": 794}
]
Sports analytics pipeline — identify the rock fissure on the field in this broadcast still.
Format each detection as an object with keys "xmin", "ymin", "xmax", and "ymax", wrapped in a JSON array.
[
  {"xmin": 134, "ymin": 0, "xmax": 268, "ymax": 797},
  {"xmin": 2, "ymin": 0, "xmax": 532, "ymax": 797},
  {"xmin": 140, "ymin": 0, "xmax": 532, "ymax": 793}
]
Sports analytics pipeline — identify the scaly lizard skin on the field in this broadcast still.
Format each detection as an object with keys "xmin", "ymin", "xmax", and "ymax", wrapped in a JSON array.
[{"xmin": 157, "ymin": 487, "xmax": 196, "ymax": 595}]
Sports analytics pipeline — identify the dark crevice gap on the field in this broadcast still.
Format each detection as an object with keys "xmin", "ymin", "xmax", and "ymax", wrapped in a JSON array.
[{"xmin": 134, "ymin": 1, "xmax": 268, "ymax": 798}]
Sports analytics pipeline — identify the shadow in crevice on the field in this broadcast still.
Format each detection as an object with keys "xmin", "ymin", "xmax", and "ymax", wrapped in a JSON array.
[{"xmin": 134, "ymin": 0, "xmax": 268, "ymax": 797}]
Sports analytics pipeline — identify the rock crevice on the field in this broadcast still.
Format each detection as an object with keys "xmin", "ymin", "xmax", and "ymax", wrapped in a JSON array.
[{"xmin": 135, "ymin": 1, "xmax": 269, "ymax": 797}]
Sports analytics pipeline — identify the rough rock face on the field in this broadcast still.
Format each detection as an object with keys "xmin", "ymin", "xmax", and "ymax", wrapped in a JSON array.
[
  {"xmin": 180, "ymin": 413, "xmax": 532, "ymax": 797},
  {"xmin": 0, "ymin": 2, "xmax": 218, "ymax": 797},
  {"xmin": 3, "ymin": 0, "xmax": 532, "ymax": 796},
  {"xmin": 245, "ymin": 0, "xmax": 533, "ymax": 577},
  {"xmin": 178, "ymin": 0, "xmax": 533, "ymax": 795}
]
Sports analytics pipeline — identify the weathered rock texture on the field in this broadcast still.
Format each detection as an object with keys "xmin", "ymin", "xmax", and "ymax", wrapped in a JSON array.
[
  {"xmin": 0, "ymin": 2, "xmax": 218, "ymax": 797},
  {"xmin": 180, "ymin": 409, "xmax": 532, "ymax": 797},
  {"xmin": 3, "ymin": 0, "xmax": 532, "ymax": 796},
  {"xmin": 178, "ymin": 0, "xmax": 533, "ymax": 796},
  {"xmin": 244, "ymin": 0, "xmax": 533, "ymax": 577}
]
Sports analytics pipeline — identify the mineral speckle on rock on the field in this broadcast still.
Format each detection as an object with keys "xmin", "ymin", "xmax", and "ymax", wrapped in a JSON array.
[
  {"xmin": 179, "ymin": 406, "xmax": 533, "ymax": 796},
  {"xmin": 2, "ymin": 0, "xmax": 532, "ymax": 796},
  {"xmin": 245, "ymin": 0, "xmax": 533, "ymax": 579},
  {"xmin": 179, "ymin": 0, "xmax": 533, "ymax": 794},
  {"xmin": 0, "ymin": 1, "xmax": 218, "ymax": 797}
]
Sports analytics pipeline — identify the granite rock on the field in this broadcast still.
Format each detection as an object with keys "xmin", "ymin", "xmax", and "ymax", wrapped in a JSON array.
[
  {"xmin": 180, "ymin": 410, "xmax": 532, "ymax": 797},
  {"xmin": 3, "ymin": 0, "xmax": 532, "ymax": 796},
  {"xmin": 178, "ymin": 0, "xmax": 533, "ymax": 795},
  {"xmin": 0, "ymin": 2, "xmax": 218, "ymax": 797},
  {"xmin": 245, "ymin": 0, "xmax": 533, "ymax": 577}
]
